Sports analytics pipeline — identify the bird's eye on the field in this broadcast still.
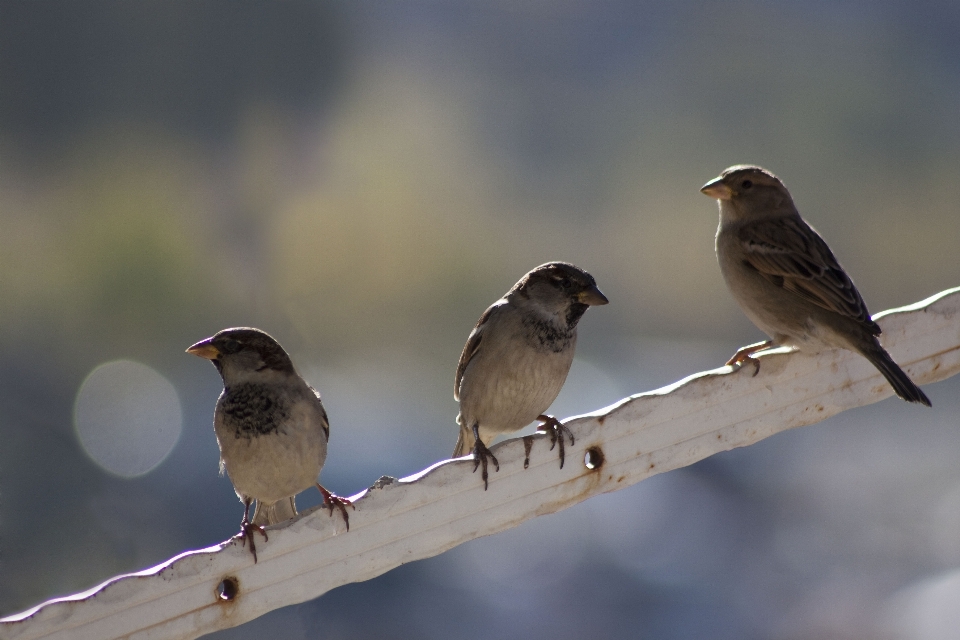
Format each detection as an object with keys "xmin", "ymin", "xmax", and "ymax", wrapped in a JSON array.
[
  {"xmin": 559, "ymin": 277, "xmax": 573, "ymax": 290},
  {"xmin": 741, "ymin": 180, "xmax": 753, "ymax": 190},
  {"xmin": 221, "ymin": 338, "xmax": 241, "ymax": 354}
]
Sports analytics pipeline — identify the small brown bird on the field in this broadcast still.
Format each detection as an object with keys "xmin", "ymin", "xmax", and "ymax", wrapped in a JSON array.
[
  {"xmin": 454, "ymin": 262, "xmax": 609, "ymax": 489},
  {"xmin": 187, "ymin": 327, "xmax": 351, "ymax": 562},
  {"xmin": 701, "ymin": 165, "xmax": 930, "ymax": 406}
]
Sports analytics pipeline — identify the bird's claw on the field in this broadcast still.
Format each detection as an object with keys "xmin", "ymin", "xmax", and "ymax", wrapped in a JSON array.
[
  {"xmin": 239, "ymin": 520, "xmax": 268, "ymax": 563},
  {"xmin": 471, "ymin": 438, "xmax": 499, "ymax": 490},
  {"xmin": 726, "ymin": 340, "xmax": 772, "ymax": 377},
  {"xmin": 238, "ymin": 498, "xmax": 268, "ymax": 563},
  {"xmin": 316, "ymin": 483, "xmax": 354, "ymax": 531},
  {"xmin": 726, "ymin": 353, "xmax": 761, "ymax": 376},
  {"xmin": 536, "ymin": 414, "xmax": 574, "ymax": 469}
]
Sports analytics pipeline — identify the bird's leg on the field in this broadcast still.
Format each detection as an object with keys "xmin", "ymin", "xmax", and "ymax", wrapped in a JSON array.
[
  {"xmin": 725, "ymin": 340, "xmax": 774, "ymax": 377},
  {"xmin": 315, "ymin": 483, "xmax": 354, "ymax": 531},
  {"xmin": 471, "ymin": 422, "xmax": 499, "ymax": 490},
  {"xmin": 239, "ymin": 497, "xmax": 268, "ymax": 563},
  {"xmin": 536, "ymin": 414, "xmax": 574, "ymax": 469}
]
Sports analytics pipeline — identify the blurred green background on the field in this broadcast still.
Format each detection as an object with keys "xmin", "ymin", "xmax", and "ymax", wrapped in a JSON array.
[{"xmin": 1, "ymin": 1, "xmax": 959, "ymax": 638}]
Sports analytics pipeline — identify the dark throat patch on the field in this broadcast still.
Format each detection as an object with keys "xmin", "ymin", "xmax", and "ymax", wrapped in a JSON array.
[
  {"xmin": 522, "ymin": 314, "xmax": 576, "ymax": 353},
  {"xmin": 221, "ymin": 383, "xmax": 289, "ymax": 438}
]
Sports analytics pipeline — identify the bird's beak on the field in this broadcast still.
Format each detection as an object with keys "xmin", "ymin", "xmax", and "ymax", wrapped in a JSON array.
[
  {"xmin": 700, "ymin": 176, "xmax": 734, "ymax": 201},
  {"xmin": 186, "ymin": 338, "xmax": 220, "ymax": 360},
  {"xmin": 578, "ymin": 285, "xmax": 609, "ymax": 306}
]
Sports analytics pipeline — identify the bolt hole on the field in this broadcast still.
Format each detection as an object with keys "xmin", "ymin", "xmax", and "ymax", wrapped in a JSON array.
[
  {"xmin": 584, "ymin": 446, "xmax": 604, "ymax": 470},
  {"xmin": 217, "ymin": 577, "xmax": 239, "ymax": 602}
]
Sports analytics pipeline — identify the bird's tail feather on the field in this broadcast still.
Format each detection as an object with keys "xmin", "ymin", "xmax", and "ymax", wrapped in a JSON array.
[
  {"xmin": 251, "ymin": 496, "xmax": 298, "ymax": 526},
  {"xmin": 861, "ymin": 343, "xmax": 931, "ymax": 407}
]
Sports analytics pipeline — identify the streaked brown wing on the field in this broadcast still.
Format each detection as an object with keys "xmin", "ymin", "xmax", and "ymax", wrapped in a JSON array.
[{"xmin": 738, "ymin": 216, "xmax": 877, "ymax": 332}]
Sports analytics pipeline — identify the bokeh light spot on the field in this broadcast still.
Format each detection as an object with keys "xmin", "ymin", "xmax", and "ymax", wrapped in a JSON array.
[{"xmin": 74, "ymin": 360, "xmax": 182, "ymax": 478}]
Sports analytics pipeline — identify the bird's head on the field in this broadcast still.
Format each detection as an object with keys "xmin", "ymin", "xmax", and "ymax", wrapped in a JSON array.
[
  {"xmin": 187, "ymin": 327, "xmax": 295, "ymax": 382},
  {"xmin": 700, "ymin": 165, "xmax": 795, "ymax": 221},
  {"xmin": 511, "ymin": 261, "xmax": 608, "ymax": 325}
]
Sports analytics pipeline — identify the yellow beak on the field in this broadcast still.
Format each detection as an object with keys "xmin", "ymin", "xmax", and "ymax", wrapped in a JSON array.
[
  {"xmin": 186, "ymin": 338, "xmax": 220, "ymax": 360},
  {"xmin": 700, "ymin": 176, "xmax": 734, "ymax": 201}
]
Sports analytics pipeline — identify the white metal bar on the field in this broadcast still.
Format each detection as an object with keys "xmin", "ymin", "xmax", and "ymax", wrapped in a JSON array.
[{"xmin": 3, "ymin": 287, "xmax": 959, "ymax": 640}]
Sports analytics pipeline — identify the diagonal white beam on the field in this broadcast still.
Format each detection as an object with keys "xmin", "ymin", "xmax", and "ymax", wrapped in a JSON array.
[{"xmin": 3, "ymin": 287, "xmax": 959, "ymax": 640}]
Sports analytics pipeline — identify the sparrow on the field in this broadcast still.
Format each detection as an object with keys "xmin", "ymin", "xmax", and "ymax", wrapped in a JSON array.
[
  {"xmin": 187, "ymin": 327, "xmax": 351, "ymax": 562},
  {"xmin": 701, "ymin": 165, "xmax": 931, "ymax": 406},
  {"xmin": 454, "ymin": 262, "xmax": 609, "ymax": 489}
]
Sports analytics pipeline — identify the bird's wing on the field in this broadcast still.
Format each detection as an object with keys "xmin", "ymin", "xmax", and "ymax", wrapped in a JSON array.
[
  {"xmin": 738, "ymin": 217, "xmax": 878, "ymax": 332},
  {"xmin": 454, "ymin": 301, "xmax": 504, "ymax": 400}
]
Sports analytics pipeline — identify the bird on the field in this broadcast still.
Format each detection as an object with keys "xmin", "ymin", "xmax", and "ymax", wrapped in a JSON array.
[
  {"xmin": 454, "ymin": 262, "xmax": 609, "ymax": 489},
  {"xmin": 187, "ymin": 327, "xmax": 352, "ymax": 562},
  {"xmin": 700, "ymin": 165, "xmax": 931, "ymax": 406}
]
